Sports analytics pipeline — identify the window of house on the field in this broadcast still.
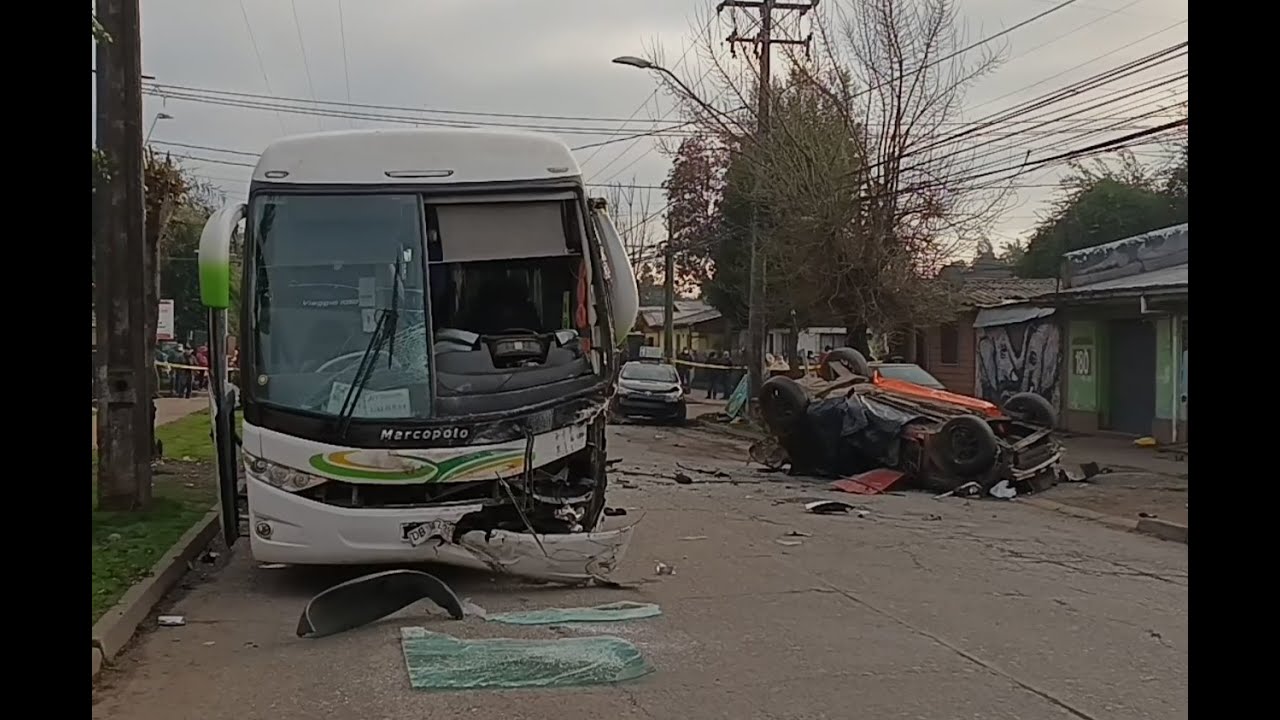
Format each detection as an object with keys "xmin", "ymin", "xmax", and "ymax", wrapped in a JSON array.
[{"xmin": 939, "ymin": 323, "xmax": 959, "ymax": 365}]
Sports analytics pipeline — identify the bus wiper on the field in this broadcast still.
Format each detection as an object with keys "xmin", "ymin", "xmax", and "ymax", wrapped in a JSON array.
[{"xmin": 336, "ymin": 249, "xmax": 407, "ymax": 438}]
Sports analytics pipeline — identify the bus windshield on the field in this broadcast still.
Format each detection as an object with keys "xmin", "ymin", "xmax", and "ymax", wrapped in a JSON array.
[{"xmin": 249, "ymin": 193, "xmax": 432, "ymax": 420}]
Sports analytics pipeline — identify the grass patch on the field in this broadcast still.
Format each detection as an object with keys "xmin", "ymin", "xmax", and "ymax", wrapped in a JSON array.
[{"xmin": 92, "ymin": 411, "xmax": 221, "ymax": 622}]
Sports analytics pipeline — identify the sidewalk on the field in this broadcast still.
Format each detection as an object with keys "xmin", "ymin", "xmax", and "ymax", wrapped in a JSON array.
[
  {"xmin": 91, "ymin": 397, "xmax": 207, "ymax": 449},
  {"xmin": 1043, "ymin": 435, "xmax": 1188, "ymax": 527}
]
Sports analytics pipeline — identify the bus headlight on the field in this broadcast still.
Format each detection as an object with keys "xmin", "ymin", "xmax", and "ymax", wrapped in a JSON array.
[{"xmin": 245, "ymin": 454, "xmax": 328, "ymax": 492}]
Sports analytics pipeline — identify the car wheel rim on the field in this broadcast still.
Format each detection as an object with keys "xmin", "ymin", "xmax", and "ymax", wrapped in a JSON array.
[{"xmin": 951, "ymin": 427, "xmax": 979, "ymax": 462}]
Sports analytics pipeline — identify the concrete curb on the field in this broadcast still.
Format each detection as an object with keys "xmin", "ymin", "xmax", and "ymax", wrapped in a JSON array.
[
  {"xmin": 1137, "ymin": 517, "xmax": 1188, "ymax": 544},
  {"xmin": 1022, "ymin": 497, "xmax": 1187, "ymax": 544},
  {"xmin": 92, "ymin": 508, "xmax": 220, "ymax": 682}
]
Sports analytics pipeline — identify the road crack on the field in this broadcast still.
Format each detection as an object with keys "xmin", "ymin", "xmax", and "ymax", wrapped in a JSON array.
[{"xmin": 811, "ymin": 578, "xmax": 1104, "ymax": 720}]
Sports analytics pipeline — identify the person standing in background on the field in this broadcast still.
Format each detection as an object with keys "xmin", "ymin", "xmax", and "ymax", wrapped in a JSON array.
[
  {"xmin": 195, "ymin": 344, "xmax": 210, "ymax": 391},
  {"xmin": 711, "ymin": 351, "xmax": 721, "ymax": 399},
  {"xmin": 720, "ymin": 350, "xmax": 736, "ymax": 399},
  {"xmin": 180, "ymin": 347, "xmax": 196, "ymax": 398}
]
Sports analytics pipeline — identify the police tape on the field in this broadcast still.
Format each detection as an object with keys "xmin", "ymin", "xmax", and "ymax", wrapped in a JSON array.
[
  {"xmin": 671, "ymin": 358, "xmax": 811, "ymax": 373},
  {"xmin": 156, "ymin": 361, "xmax": 238, "ymax": 373},
  {"xmin": 670, "ymin": 358, "xmax": 746, "ymax": 370}
]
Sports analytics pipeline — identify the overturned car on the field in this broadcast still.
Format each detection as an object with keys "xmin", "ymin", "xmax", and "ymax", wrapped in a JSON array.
[{"xmin": 755, "ymin": 348, "xmax": 1063, "ymax": 495}]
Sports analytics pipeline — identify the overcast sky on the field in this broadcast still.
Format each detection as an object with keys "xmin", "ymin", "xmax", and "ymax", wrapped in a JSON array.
[{"xmin": 113, "ymin": 0, "xmax": 1187, "ymax": 254}]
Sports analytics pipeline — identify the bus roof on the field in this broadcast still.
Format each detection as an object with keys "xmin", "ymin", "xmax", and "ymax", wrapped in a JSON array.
[{"xmin": 252, "ymin": 128, "xmax": 582, "ymax": 186}]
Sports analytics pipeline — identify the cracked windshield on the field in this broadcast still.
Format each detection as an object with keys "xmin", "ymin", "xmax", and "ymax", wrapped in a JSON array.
[
  {"xmin": 251, "ymin": 193, "xmax": 430, "ymax": 419},
  {"xmin": 92, "ymin": 1, "xmax": 1187, "ymax": 718}
]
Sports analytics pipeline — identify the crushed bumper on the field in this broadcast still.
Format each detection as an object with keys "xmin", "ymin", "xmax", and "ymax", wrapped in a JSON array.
[{"xmin": 247, "ymin": 478, "xmax": 634, "ymax": 582}]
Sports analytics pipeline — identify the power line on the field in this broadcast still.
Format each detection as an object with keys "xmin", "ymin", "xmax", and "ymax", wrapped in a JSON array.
[
  {"xmin": 237, "ymin": 0, "xmax": 285, "ymax": 134},
  {"xmin": 152, "ymin": 140, "xmax": 259, "ymax": 157},
  {"xmin": 288, "ymin": 0, "xmax": 322, "ymax": 131},
  {"xmin": 337, "ymin": 0, "xmax": 353, "ymax": 130},
  {"xmin": 810, "ymin": 0, "xmax": 1088, "ymax": 108},
  {"xmin": 968, "ymin": 18, "xmax": 1187, "ymax": 114},
  {"xmin": 143, "ymin": 87, "xmax": 706, "ymax": 137},
  {"xmin": 141, "ymin": 81, "xmax": 698, "ymax": 126},
  {"xmin": 581, "ymin": 14, "xmax": 719, "ymax": 169}
]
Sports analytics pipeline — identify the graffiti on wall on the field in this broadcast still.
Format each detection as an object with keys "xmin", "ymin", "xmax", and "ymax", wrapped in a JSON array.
[{"xmin": 975, "ymin": 319, "xmax": 1062, "ymax": 409}]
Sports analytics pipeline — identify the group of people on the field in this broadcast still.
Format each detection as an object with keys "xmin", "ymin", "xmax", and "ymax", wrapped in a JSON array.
[
  {"xmin": 675, "ymin": 348, "xmax": 744, "ymax": 400},
  {"xmin": 155, "ymin": 343, "xmax": 209, "ymax": 399}
]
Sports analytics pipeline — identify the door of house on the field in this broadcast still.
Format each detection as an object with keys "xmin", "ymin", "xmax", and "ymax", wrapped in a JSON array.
[{"xmin": 1107, "ymin": 319, "xmax": 1157, "ymax": 435}]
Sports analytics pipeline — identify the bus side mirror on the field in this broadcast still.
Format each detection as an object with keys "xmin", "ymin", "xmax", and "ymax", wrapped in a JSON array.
[{"xmin": 199, "ymin": 203, "xmax": 247, "ymax": 309}]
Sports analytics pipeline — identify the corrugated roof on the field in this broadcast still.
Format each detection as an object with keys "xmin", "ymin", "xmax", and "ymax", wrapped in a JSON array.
[
  {"xmin": 960, "ymin": 278, "xmax": 1058, "ymax": 308},
  {"xmin": 1059, "ymin": 263, "xmax": 1186, "ymax": 296},
  {"xmin": 636, "ymin": 301, "xmax": 724, "ymax": 330},
  {"xmin": 1062, "ymin": 223, "xmax": 1188, "ymax": 260}
]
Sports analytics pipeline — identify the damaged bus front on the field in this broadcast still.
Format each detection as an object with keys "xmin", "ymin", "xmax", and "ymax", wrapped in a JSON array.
[{"xmin": 198, "ymin": 129, "xmax": 639, "ymax": 582}]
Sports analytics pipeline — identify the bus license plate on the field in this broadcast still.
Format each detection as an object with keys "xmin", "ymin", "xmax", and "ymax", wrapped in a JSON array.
[{"xmin": 402, "ymin": 520, "xmax": 452, "ymax": 547}]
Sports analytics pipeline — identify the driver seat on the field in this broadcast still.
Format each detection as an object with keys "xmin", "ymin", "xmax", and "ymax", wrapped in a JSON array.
[{"xmin": 466, "ymin": 280, "xmax": 542, "ymax": 335}]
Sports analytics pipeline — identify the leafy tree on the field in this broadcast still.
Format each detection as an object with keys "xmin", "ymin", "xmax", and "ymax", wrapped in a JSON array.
[
  {"xmin": 1017, "ymin": 149, "xmax": 1188, "ymax": 277},
  {"xmin": 160, "ymin": 205, "xmax": 208, "ymax": 343}
]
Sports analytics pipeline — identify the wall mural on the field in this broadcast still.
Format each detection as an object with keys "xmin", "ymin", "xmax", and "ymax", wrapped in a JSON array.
[{"xmin": 975, "ymin": 318, "xmax": 1062, "ymax": 410}]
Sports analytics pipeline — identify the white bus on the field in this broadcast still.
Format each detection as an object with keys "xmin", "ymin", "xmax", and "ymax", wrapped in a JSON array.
[{"xmin": 198, "ymin": 129, "xmax": 639, "ymax": 582}]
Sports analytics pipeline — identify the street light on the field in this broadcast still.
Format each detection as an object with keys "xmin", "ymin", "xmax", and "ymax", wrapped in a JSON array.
[
  {"xmin": 145, "ymin": 112, "xmax": 174, "ymax": 144},
  {"xmin": 611, "ymin": 57, "xmax": 740, "ymax": 135},
  {"xmin": 611, "ymin": 54, "xmax": 766, "ymax": 405}
]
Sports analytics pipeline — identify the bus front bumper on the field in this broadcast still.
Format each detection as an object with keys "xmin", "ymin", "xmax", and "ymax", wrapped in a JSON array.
[{"xmin": 246, "ymin": 479, "xmax": 634, "ymax": 583}]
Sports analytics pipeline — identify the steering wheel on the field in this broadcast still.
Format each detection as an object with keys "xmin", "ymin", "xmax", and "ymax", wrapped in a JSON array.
[
  {"xmin": 315, "ymin": 349, "xmax": 406, "ymax": 375},
  {"xmin": 491, "ymin": 328, "xmax": 541, "ymax": 336}
]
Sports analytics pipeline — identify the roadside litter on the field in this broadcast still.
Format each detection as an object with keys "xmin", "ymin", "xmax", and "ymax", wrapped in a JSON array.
[
  {"xmin": 936, "ymin": 482, "xmax": 982, "ymax": 499},
  {"xmin": 400, "ymin": 628, "xmax": 653, "ymax": 690},
  {"xmin": 484, "ymin": 601, "xmax": 662, "ymax": 626},
  {"xmin": 989, "ymin": 479, "xmax": 1017, "ymax": 500},
  {"xmin": 157, "ymin": 615, "xmax": 186, "ymax": 627},
  {"xmin": 805, "ymin": 500, "xmax": 869, "ymax": 517},
  {"xmin": 654, "ymin": 562, "xmax": 676, "ymax": 576}
]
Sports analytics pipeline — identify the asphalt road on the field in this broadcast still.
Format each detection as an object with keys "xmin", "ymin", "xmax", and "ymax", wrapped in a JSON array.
[{"xmin": 92, "ymin": 423, "xmax": 1187, "ymax": 720}]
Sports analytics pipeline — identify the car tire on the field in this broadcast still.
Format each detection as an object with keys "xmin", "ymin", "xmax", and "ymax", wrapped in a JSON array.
[
  {"xmin": 1003, "ymin": 391, "xmax": 1057, "ymax": 428},
  {"xmin": 935, "ymin": 414, "xmax": 999, "ymax": 476},
  {"xmin": 673, "ymin": 404, "xmax": 688, "ymax": 426},
  {"xmin": 759, "ymin": 375, "xmax": 809, "ymax": 436},
  {"xmin": 821, "ymin": 347, "xmax": 872, "ymax": 380}
]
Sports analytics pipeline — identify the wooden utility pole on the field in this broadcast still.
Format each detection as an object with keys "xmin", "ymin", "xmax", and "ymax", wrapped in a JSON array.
[
  {"xmin": 95, "ymin": 0, "xmax": 153, "ymax": 510},
  {"xmin": 720, "ymin": 0, "xmax": 814, "ymax": 398},
  {"xmin": 663, "ymin": 215, "xmax": 676, "ymax": 362}
]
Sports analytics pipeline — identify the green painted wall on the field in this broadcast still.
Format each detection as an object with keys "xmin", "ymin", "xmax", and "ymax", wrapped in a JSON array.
[
  {"xmin": 1067, "ymin": 320, "xmax": 1099, "ymax": 412},
  {"xmin": 1154, "ymin": 316, "xmax": 1185, "ymax": 421}
]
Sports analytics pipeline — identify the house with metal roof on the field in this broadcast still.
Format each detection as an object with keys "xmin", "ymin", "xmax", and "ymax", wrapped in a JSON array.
[{"xmin": 1053, "ymin": 224, "xmax": 1187, "ymax": 442}]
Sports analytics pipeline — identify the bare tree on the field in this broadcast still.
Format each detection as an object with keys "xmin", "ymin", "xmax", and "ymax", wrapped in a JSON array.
[
  {"xmin": 603, "ymin": 179, "xmax": 665, "ymax": 306},
  {"xmin": 654, "ymin": 0, "xmax": 1012, "ymax": 356}
]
